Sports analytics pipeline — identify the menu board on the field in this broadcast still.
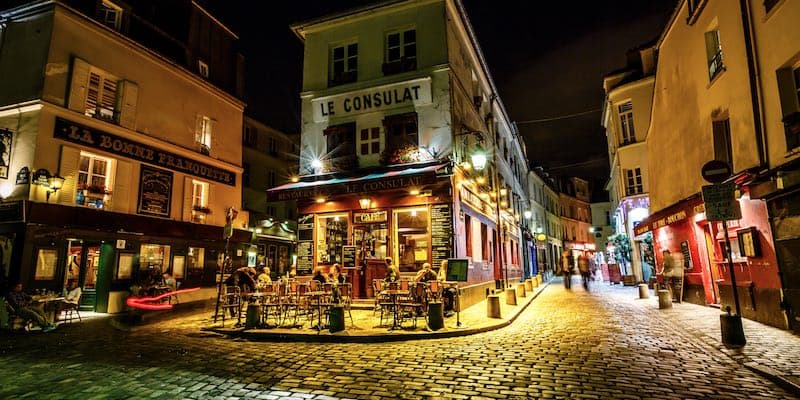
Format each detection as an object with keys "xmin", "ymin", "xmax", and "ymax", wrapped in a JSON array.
[
  {"xmin": 137, "ymin": 166, "xmax": 173, "ymax": 217},
  {"xmin": 430, "ymin": 204, "xmax": 453, "ymax": 269},
  {"xmin": 680, "ymin": 240, "xmax": 693, "ymax": 271},
  {"xmin": 342, "ymin": 245, "xmax": 356, "ymax": 269},
  {"xmin": 296, "ymin": 241, "xmax": 313, "ymax": 275},
  {"xmin": 298, "ymin": 214, "xmax": 314, "ymax": 241}
]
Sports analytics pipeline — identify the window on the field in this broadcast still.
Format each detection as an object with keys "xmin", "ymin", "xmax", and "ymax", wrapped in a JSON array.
[
  {"xmin": 481, "ymin": 223, "xmax": 490, "ymax": 262},
  {"xmin": 776, "ymin": 66, "xmax": 800, "ymax": 150},
  {"xmin": 316, "ymin": 214, "xmax": 349, "ymax": 265},
  {"xmin": 330, "ymin": 42, "xmax": 358, "ymax": 86},
  {"xmin": 618, "ymin": 102, "xmax": 635, "ymax": 144},
  {"xmin": 764, "ymin": 0, "xmax": 779, "ymax": 13},
  {"xmin": 195, "ymin": 115, "xmax": 213, "ymax": 153},
  {"xmin": 34, "ymin": 249, "xmax": 57, "ymax": 280},
  {"xmin": 266, "ymin": 205, "xmax": 276, "ymax": 217},
  {"xmin": 383, "ymin": 28, "xmax": 417, "ymax": 75},
  {"xmin": 713, "ymin": 118, "xmax": 733, "ymax": 167},
  {"xmin": 394, "ymin": 208, "xmax": 429, "ymax": 272},
  {"xmin": 243, "ymin": 126, "xmax": 256, "ymax": 147},
  {"xmin": 267, "ymin": 170, "xmax": 276, "ymax": 188},
  {"xmin": 465, "ymin": 214, "xmax": 473, "ymax": 258},
  {"xmin": 359, "ymin": 127, "xmax": 381, "ymax": 155},
  {"xmin": 384, "ymin": 112, "xmax": 418, "ymax": 151},
  {"xmin": 85, "ymin": 68, "xmax": 118, "ymax": 121},
  {"xmin": 140, "ymin": 244, "xmax": 171, "ymax": 274},
  {"xmin": 99, "ymin": 0, "xmax": 122, "ymax": 31},
  {"xmin": 605, "ymin": 211, "xmax": 611, "ymax": 226},
  {"xmin": 242, "ymin": 162, "xmax": 250, "ymax": 187},
  {"xmin": 705, "ymin": 29, "xmax": 724, "ymax": 80},
  {"xmin": 198, "ymin": 60, "xmax": 209, "ymax": 78},
  {"xmin": 76, "ymin": 151, "xmax": 114, "ymax": 209},
  {"xmin": 269, "ymin": 137, "xmax": 278, "ymax": 155},
  {"xmin": 625, "ymin": 168, "xmax": 643, "ymax": 196},
  {"xmin": 323, "ymin": 122, "xmax": 357, "ymax": 170},
  {"xmin": 191, "ymin": 180, "xmax": 209, "ymax": 223}
]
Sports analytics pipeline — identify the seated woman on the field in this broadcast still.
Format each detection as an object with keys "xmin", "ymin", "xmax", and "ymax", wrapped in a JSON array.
[
  {"xmin": 256, "ymin": 266, "xmax": 272, "ymax": 289},
  {"xmin": 328, "ymin": 263, "xmax": 345, "ymax": 284}
]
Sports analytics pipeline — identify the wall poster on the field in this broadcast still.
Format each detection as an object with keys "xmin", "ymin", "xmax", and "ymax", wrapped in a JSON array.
[
  {"xmin": 137, "ymin": 165, "xmax": 173, "ymax": 217},
  {"xmin": 0, "ymin": 128, "xmax": 12, "ymax": 179}
]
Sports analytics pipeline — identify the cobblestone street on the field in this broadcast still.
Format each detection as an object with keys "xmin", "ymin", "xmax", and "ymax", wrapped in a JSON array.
[{"xmin": 1, "ymin": 280, "xmax": 798, "ymax": 400}]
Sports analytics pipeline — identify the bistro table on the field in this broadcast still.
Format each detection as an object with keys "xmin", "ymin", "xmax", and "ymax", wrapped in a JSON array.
[
  {"xmin": 32, "ymin": 295, "xmax": 65, "ymax": 323},
  {"xmin": 381, "ymin": 289, "xmax": 409, "ymax": 330},
  {"xmin": 304, "ymin": 291, "xmax": 328, "ymax": 331}
]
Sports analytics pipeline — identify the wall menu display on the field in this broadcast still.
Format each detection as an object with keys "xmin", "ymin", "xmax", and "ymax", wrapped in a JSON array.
[
  {"xmin": 296, "ymin": 241, "xmax": 313, "ymax": 275},
  {"xmin": 137, "ymin": 165, "xmax": 173, "ymax": 217},
  {"xmin": 298, "ymin": 214, "xmax": 314, "ymax": 241},
  {"xmin": 342, "ymin": 245, "xmax": 357, "ymax": 269},
  {"xmin": 680, "ymin": 240, "xmax": 693, "ymax": 271},
  {"xmin": 430, "ymin": 204, "xmax": 453, "ymax": 270}
]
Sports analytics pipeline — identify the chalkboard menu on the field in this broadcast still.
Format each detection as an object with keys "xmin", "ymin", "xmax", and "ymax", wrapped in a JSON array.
[
  {"xmin": 342, "ymin": 245, "xmax": 356, "ymax": 269},
  {"xmin": 680, "ymin": 240, "xmax": 692, "ymax": 271},
  {"xmin": 297, "ymin": 214, "xmax": 314, "ymax": 241},
  {"xmin": 137, "ymin": 166, "xmax": 173, "ymax": 217},
  {"xmin": 296, "ymin": 241, "xmax": 313, "ymax": 275},
  {"xmin": 430, "ymin": 204, "xmax": 453, "ymax": 269}
]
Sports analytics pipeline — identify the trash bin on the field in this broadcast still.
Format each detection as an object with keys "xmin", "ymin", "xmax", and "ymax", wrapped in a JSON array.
[
  {"xmin": 245, "ymin": 305, "xmax": 261, "ymax": 329},
  {"xmin": 428, "ymin": 301, "xmax": 444, "ymax": 330},
  {"xmin": 329, "ymin": 305, "xmax": 345, "ymax": 333}
]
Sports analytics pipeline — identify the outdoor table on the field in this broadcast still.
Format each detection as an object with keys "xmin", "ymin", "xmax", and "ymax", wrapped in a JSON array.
[
  {"xmin": 32, "ymin": 296, "xmax": 65, "ymax": 324},
  {"xmin": 304, "ymin": 291, "xmax": 327, "ymax": 331},
  {"xmin": 381, "ymin": 289, "xmax": 409, "ymax": 330}
]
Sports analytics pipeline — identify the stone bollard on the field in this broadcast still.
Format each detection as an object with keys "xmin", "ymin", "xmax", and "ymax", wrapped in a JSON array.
[
  {"xmin": 658, "ymin": 290, "xmax": 672, "ymax": 309},
  {"xmin": 328, "ymin": 305, "xmax": 345, "ymax": 333},
  {"xmin": 638, "ymin": 283, "xmax": 650, "ymax": 299},
  {"xmin": 532, "ymin": 277, "xmax": 540, "ymax": 288},
  {"xmin": 505, "ymin": 287, "xmax": 517, "ymax": 305},
  {"xmin": 536, "ymin": 275, "xmax": 542, "ymax": 286},
  {"xmin": 516, "ymin": 283, "xmax": 526, "ymax": 298},
  {"xmin": 524, "ymin": 279, "xmax": 533, "ymax": 292},
  {"xmin": 487, "ymin": 295, "xmax": 501, "ymax": 318},
  {"xmin": 427, "ymin": 301, "xmax": 444, "ymax": 330}
]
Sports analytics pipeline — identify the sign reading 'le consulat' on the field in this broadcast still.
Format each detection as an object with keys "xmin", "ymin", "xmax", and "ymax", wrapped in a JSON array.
[
  {"xmin": 270, "ymin": 174, "xmax": 435, "ymax": 201},
  {"xmin": 54, "ymin": 117, "xmax": 235, "ymax": 186},
  {"xmin": 312, "ymin": 77, "xmax": 432, "ymax": 123}
]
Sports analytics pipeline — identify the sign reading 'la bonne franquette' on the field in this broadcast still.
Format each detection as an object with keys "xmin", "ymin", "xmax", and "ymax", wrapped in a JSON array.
[{"xmin": 311, "ymin": 77, "xmax": 432, "ymax": 123}]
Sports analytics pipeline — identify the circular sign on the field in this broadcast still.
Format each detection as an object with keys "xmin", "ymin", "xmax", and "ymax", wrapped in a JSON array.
[{"xmin": 701, "ymin": 160, "xmax": 732, "ymax": 184}]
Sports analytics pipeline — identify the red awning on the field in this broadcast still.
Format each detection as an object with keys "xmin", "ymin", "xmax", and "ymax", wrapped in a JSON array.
[{"xmin": 633, "ymin": 194, "xmax": 703, "ymax": 237}]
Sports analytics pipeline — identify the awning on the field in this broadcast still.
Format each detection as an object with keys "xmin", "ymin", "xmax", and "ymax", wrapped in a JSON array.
[
  {"xmin": 633, "ymin": 194, "xmax": 703, "ymax": 237},
  {"xmin": 267, "ymin": 162, "xmax": 449, "ymax": 202}
]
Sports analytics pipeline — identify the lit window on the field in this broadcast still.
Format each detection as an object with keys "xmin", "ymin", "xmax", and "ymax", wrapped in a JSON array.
[
  {"xmin": 76, "ymin": 151, "xmax": 114, "ymax": 209},
  {"xmin": 140, "ymin": 244, "xmax": 171, "ymax": 274},
  {"xmin": 618, "ymin": 102, "xmax": 635, "ymax": 144},
  {"xmin": 625, "ymin": 168, "xmax": 643, "ymax": 196},
  {"xmin": 191, "ymin": 180, "xmax": 209, "ymax": 223},
  {"xmin": 195, "ymin": 115, "xmax": 213, "ymax": 153},
  {"xmin": 359, "ymin": 127, "xmax": 381, "ymax": 155},
  {"xmin": 198, "ymin": 60, "xmax": 209, "ymax": 78},
  {"xmin": 99, "ymin": 0, "xmax": 122, "ymax": 31},
  {"xmin": 705, "ymin": 29, "xmax": 724, "ymax": 80},
  {"xmin": 394, "ymin": 208, "xmax": 429, "ymax": 273},
  {"xmin": 316, "ymin": 214, "xmax": 349, "ymax": 265}
]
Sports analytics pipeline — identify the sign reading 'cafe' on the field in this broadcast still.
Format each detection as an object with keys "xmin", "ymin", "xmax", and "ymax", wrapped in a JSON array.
[
  {"xmin": 311, "ymin": 77, "xmax": 432, "ymax": 123},
  {"xmin": 54, "ymin": 117, "xmax": 236, "ymax": 186}
]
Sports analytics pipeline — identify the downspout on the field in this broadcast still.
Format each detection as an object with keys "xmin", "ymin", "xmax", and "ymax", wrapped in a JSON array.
[{"xmin": 739, "ymin": 0, "xmax": 768, "ymax": 169}]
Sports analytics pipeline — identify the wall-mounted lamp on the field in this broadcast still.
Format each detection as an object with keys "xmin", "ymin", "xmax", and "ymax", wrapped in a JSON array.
[
  {"xmin": 359, "ymin": 196, "xmax": 371, "ymax": 210},
  {"xmin": 523, "ymin": 210, "xmax": 532, "ymax": 219},
  {"xmin": 33, "ymin": 169, "xmax": 65, "ymax": 203}
]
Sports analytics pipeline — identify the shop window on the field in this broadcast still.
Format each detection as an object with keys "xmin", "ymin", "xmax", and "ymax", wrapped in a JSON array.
[
  {"xmin": 383, "ymin": 28, "xmax": 416, "ymax": 75},
  {"xmin": 394, "ymin": 208, "xmax": 429, "ymax": 272},
  {"xmin": 77, "ymin": 151, "xmax": 114, "ymax": 209},
  {"xmin": 330, "ymin": 42, "xmax": 358, "ymax": 86},
  {"xmin": 316, "ymin": 214, "xmax": 349, "ymax": 265},
  {"xmin": 618, "ymin": 101, "xmax": 635, "ymax": 145},
  {"xmin": 465, "ymin": 214, "xmax": 473, "ymax": 258},
  {"xmin": 187, "ymin": 247, "xmax": 205, "ymax": 274},
  {"xmin": 195, "ymin": 115, "xmax": 214, "ymax": 154},
  {"xmin": 705, "ymin": 29, "xmax": 724, "ymax": 81},
  {"xmin": 191, "ymin": 180, "xmax": 209, "ymax": 223},
  {"xmin": 140, "ymin": 244, "xmax": 171, "ymax": 274},
  {"xmin": 359, "ymin": 127, "xmax": 381, "ymax": 155},
  {"xmin": 117, "ymin": 253, "xmax": 134, "ymax": 280},
  {"xmin": 34, "ymin": 248, "xmax": 58, "ymax": 280},
  {"xmin": 354, "ymin": 215, "xmax": 388, "ymax": 263},
  {"xmin": 712, "ymin": 118, "xmax": 733, "ymax": 167}
]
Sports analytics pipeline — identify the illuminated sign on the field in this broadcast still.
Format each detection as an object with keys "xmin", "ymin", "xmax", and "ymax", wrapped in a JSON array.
[
  {"xmin": 312, "ymin": 78, "xmax": 432, "ymax": 122},
  {"xmin": 353, "ymin": 211, "xmax": 387, "ymax": 224}
]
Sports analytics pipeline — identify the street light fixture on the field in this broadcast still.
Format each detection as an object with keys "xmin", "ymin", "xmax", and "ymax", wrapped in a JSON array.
[{"xmin": 523, "ymin": 210, "xmax": 532, "ymax": 219}]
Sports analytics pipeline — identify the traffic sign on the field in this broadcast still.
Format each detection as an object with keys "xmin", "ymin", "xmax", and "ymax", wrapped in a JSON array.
[
  {"xmin": 701, "ymin": 160, "xmax": 732, "ymax": 184},
  {"xmin": 702, "ymin": 183, "xmax": 741, "ymax": 221}
]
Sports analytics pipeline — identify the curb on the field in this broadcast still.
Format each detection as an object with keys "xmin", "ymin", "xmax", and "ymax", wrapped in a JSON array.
[
  {"xmin": 744, "ymin": 360, "xmax": 800, "ymax": 396},
  {"xmin": 205, "ymin": 279, "xmax": 551, "ymax": 343}
]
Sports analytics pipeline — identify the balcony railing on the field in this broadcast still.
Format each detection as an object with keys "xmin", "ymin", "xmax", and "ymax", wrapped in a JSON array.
[{"xmin": 708, "ymin": 49, "xmax": 724, "ymax": 80}]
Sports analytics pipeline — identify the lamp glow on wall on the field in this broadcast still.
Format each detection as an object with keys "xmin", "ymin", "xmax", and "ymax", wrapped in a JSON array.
[
  {"xmin": 359, "ymin": 196, "xmax": 371, "ymax": 210},
  {"xmin": 523, "ymin": 210, "xmax": 532, "ymax": 219},
  {"xmin": 33, "ymin": 169, "xmax": 65, "ymax": 203}
]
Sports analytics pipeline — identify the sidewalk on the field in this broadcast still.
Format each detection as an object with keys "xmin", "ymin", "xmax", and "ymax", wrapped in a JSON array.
[
  {"xmin": 606, "ymin": 283, "xmax": 800, "ymax": 395},
  {"xmin": 205, "ymin": 280, "xmax": 550, "ymax": 343}
]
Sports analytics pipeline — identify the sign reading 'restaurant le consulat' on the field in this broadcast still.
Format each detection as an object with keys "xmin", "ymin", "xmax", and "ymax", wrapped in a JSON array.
[
  {"xmin": 54, "ymin": 117, "xmax": 235, "ymax": 186},
  {"xmin": 312, "ymin": 77, "xmax": 432, "ymax": 123}
]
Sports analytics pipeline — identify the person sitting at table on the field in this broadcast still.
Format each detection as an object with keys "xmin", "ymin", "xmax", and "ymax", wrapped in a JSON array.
[
  {"xmin": 58, "ymin": 279, "xmax": 82, "ymax": 317},
  {"xmin": 256, "ymin": 266, "xmax": 272, "ymax": 288},
  {"xmin": 328, "ymin": 263, "xmax": 345, "ymax": 284},
  {"xmin": 312, "ymin": 267, "xmax": 328, "ymax": 285},
  {"xmin": 6, "ymin": 282, "xmax": 55, "ymax": 332},
  {"xmin": 225, "ymin": 266, "xmax": 256, "ymax": 294},
  {"xmin": 162, "ymin": 272, "xmax": 177, "ymax": 291},
  {"xmin": 414, "ymin": 262, "xmax": 437, "ymax": 282},
  {"xmin": 383, "ymin": 258, "xmax": 400, "ymax": 284},
  {"xmin": 438, "ymin": 260, "xmax": 456, "ymax": 317}
]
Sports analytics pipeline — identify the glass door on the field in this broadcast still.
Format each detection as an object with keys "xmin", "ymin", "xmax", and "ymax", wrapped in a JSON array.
[{"xmin": 64, "ymin": 240, "xmax": 101, "ymax": 311}]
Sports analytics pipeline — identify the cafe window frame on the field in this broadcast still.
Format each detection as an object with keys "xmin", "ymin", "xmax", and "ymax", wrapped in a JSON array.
[
  {"xmin": 393, "ymin": 207, "xmax": 430, "ymax": 273},
  {"xmin": 116, "ymin": 252, "xmax": 134, "ymax": 280},
  {"xmin": 34, "ymin": 248, "xmax": 58, "ymax": 281},
  {"xmin": 77, "ymin": 151, "xmax": 115, "ymax": 209},
  {"xmin": 315, "ymin": 213, "xmax": 349, "ymax": 265},
  {"xmin": 140, "ymin": 243, "xmax": 171, "ymax": 274}
]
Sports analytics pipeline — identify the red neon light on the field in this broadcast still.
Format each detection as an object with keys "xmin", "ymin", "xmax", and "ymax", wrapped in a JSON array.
[{"xmin": 126, "ymin": 287, "xmax": 200, "ymax": 311}]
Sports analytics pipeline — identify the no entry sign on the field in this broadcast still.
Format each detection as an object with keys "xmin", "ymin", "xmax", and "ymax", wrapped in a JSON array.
[{"xmin": 701, "ymin": 160, "xmax": 732, "ymax": 184}]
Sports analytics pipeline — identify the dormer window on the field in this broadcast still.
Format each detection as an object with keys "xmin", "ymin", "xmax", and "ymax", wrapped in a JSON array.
[
  {"xmin": 198, "ymin": 60, "xmax": 209, "ymax": 78},
  {"xmin": 99, "ymin": 0, "xmax": 123, "ymax": 31}
]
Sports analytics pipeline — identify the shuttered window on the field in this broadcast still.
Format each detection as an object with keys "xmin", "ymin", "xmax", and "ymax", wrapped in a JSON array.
[{"xmin": 85, "ymin": 70, "xmax": 118, "ymax": 121}]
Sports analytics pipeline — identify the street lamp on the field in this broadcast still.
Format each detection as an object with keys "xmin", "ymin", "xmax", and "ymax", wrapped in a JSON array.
[
  {"xmin": 523, "ymin": 210, "xmax": 532, "ymax": 220},
  {"xmin": 470, "ymin": 143, "xmax": 488, "ymax": 171}
]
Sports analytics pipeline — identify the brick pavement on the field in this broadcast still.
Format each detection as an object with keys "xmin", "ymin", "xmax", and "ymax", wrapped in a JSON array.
[{"xmin": 0, "ymin": 278, "xmax": 797, "ymax": 399}]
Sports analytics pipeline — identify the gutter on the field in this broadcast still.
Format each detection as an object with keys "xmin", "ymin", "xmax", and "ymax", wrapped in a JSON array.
[{"xmin": 740, "ymin": 0, "xmax": 768, "ymax": 169}]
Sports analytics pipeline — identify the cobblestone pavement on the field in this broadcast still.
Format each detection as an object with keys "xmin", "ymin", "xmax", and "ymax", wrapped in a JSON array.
[{"xmin": 1, "ymin": 279, "xmax": 797, "ymax": 400}]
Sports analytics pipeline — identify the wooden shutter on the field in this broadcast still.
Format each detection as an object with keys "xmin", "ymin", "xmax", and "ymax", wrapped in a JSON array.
[
  {"xmin": 183, "ymin": 176, "xmax": 193, "ymax": 221},
  {"xmin": 67, "ymin": 57, "xmax": 91, "ymax": 113},
  {"xmin": 116, "ymin": 80, "xmax": 139, "ymax": 129},
  {"xmin": 112, "ymin": 160, "xmax": 132, "ymax": 213},
  {"xmin": 58, "ymin": 146, "xmax": 81, "ymax": 206},
  {"xmin": 207, "ymin": 183, "xmax": 215, "ymax": 225},
  {"xmin": 194, "ymin": 115, "xmax": 203, "ymax": 144},
  {"xmin": 776, "ymin": 68, "xmax": 800, "ymax": 118},
  {"xmin": 210, "ymin": 118, "xmax": 218, "ymax": 149}
]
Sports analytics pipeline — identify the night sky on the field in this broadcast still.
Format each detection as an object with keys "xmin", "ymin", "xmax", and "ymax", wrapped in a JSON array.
[{"xmin": 205, "ymin": 1, "xmax": 676, "ymax": 190}]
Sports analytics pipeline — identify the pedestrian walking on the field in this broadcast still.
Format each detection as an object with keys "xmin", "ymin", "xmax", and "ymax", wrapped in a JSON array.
[
  {"xmin": 560, "ymin": 250, "xmax": 573, "ymax": 289},
  {"xmin": 578, "ymin": 254, "xmax": 590, "ymax": 290}
]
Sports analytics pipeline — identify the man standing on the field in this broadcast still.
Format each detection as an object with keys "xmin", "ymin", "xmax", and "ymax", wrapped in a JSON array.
[
  {"xmin": 561, "ymin": 250, "xmax": 573, "ymax": 289},
  {"xmin": 7, "ymin": 282, "xmax": 55, "ymax": 332},
  {"xmin": 578, "ymin": 254, "xmax": 590, "ymax": 290}
]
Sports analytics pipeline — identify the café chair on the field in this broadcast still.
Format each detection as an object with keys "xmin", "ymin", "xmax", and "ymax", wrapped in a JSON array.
[
  {"xmin": 59, "ymin": 298, "xmax": 82, "ymax": 324},
  {"xmin": 399, "ymin": 282, "xmax": 427, "ymax": 328},
  {"xmin": 220, "ymin": 286, "xmax": 242, "ymax": 327}
]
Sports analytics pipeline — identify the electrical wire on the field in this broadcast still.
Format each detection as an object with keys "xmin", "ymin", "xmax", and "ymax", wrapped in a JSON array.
[{"xmin": 516, "ymin": 108, "xmax": 602, "ymax": 124}]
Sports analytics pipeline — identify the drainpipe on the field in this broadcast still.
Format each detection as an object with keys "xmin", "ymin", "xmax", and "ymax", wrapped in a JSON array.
[{"xmin": 739, "ymin": 0, "xmax": 768, "ymax": 169}]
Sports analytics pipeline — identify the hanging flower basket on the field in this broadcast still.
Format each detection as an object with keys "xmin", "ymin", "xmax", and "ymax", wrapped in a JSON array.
[
  {"xmin": 78, "ymin": 183, "xmax": 112, "ymax": 195},
  {"xmin": 379, "ymin": 143, "xmax": 432, "ymax": 166},
  {"xmin": 193, "ymin": 205, "xmax": 212, "ymax": 214}
]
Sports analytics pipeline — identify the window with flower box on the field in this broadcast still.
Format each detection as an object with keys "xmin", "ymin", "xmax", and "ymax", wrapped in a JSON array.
[
  {"xmin": 76, "ymin": 151, "xmax": 114, "ymax": 209},
  {"xmin": 191, "ymin": 180, "xmax": 210, "ymax": 223}
]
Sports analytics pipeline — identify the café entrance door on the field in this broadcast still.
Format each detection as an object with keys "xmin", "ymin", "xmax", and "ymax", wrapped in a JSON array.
[{"xmin": 65, "ymin": 239, "xmax": 104, "ymax": 311}]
